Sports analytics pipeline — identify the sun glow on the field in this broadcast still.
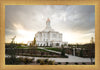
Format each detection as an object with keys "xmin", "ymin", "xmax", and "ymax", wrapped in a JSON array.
[
  {"xmin": 6, "ymin": 23, "xmax": 94, "ymax": 44},
  {"xmin": 15, "ymin": 29, "xmax": 35, "ymax": 44},
  {"xmin": 12, "ymin": 23, "xmax": 36, "ymax": 44},
  {"xmin": 62, "ymin": 31, "xmax": 94, "ymax": 44}
]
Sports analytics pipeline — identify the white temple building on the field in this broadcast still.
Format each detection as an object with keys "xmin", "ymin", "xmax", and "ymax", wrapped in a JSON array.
[{"xmin": 34, "ymin": 18, "xmax": 68, "ymax": 47}]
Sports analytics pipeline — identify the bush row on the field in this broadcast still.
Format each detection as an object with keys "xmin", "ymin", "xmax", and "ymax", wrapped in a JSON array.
[{"xmin": 36, "ymin": 59, "xmax": 55, "ymax": 65}]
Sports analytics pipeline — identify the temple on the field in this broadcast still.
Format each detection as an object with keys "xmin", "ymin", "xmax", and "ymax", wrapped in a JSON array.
[{"xmin": 35, "ymin": 18, "xmax": 68, "ymax": 47}]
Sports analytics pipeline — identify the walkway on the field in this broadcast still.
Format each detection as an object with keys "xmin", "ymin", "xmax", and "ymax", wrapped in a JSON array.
[
  {"xmin": 5, "ymin": 47, "xmax": 95, "ymax": 62},
  {"xmin": 38, "ymin": 47, "xmax": 95, "ymax": 62}
]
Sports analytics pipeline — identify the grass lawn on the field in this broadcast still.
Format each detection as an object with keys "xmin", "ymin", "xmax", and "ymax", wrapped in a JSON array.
[
  {"xmin": 37, "ymin": 48, "xmax": 49, "ymax": 52},
  {"xmin": 16, "ymin": 46, "xmax": 29, "ymax": 49},
  {"xmin": 15, "ymin": 47, "xmax": 54, "ymax": 52},
  {"xmin": 45, "ymin": 48, "xmax": 61, "ymax": 52}
]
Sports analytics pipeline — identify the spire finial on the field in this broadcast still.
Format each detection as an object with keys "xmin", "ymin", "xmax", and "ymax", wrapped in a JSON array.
[
  {"xmin": 46, "ymin": 18, "xmax": 50, "ymax": 24},
  {"xmin": 46, "ymin": 18, "xmax": 51, "ymax": 28},
  {"xmin": 47, "ymin": 18, "xmax": 50, "ymax": 23},
  {"xmin": 47, "ymin": 18, "xmax": 50, "ymax": 21}
]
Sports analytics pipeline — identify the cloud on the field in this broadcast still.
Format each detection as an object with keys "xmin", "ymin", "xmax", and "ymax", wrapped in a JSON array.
[{"xmin": 5, "ymin": 5, "xmax": 95, "ymax": 44}]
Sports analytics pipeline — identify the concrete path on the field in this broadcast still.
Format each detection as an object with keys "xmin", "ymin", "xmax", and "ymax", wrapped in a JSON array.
[
  {"xmin": 39, "ymin": 47, "xmax": 61, "ymax": 54},
  {"xmin": 5, "ymin": 55, "xmax": 95, "ymax": 62},
  {"xmin": 5, "ymin": 47, "xmax": 95, "ymax": 62},
  {"xmin": 38, "ymin": 47, "xmax": 95, "ymax": 62}
]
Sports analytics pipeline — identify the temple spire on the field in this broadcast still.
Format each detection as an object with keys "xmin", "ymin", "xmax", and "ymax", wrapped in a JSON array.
[
  {"xmin": 46, "ymin": 18, "xmax": 50, "ymax": 23},
  {"xmin": 43, "ymin": 18, "xmax": 54, "ymax": 31},
  {"xmin": 46, "ymin": 18, "xmax": 51, "ymax": 28}
]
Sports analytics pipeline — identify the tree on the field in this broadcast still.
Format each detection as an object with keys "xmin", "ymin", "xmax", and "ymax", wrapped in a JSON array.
[
  {"xmin": 76, "ymin": 43, "xmax": 79, "ymax": 48},
  {"xmin": 30, "ymin": 37, "xmax": 37, "ymax": 54},
  {"xmin": 30, "ymin": 37, "xmax": 36, "ymax": 48},
  {"xmin": 89, "ymin": 43, "xmax": 95, "ymax": 64},
  {"xmin": 80, "ymin": 49, "xmax": 83, "ymax": 57},
  {"xmin": 32, "ymin": 37, "xmax": 36, "ymax": 46},
  {"xmin": 61, "ymin": 45, "xmax": 65, "ymax": 56},
  {"xmin": 11, "ymin": 36, "xmax": 16, "ymax": 44},
  {"xmin": 7, "ymin": 36, "xmax": 16, "ymax": 64},
  {"xmin": 88, "ymin": 37, "xmax": 95, "ymax": 64}
]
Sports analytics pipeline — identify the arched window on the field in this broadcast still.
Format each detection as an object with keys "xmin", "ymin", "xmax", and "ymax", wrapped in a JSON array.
[
  {"xmin": 56, "ymin": 43, "xmax": 59, "ymax": 46},
  {"xmin": 40, "ymin": 44, "xmax": 42, "ymax": 46},
  {"xmin": 44, "ymin": 44, "xmax": 45, "ymax": 47}
]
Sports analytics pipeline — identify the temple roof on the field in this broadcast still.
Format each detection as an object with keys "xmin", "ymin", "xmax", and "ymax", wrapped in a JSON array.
[
  {"xmin": 47, "ymin": 18, "xmax": 50, "ymax": 21},
  {"xmin": 42, "ymin": 18, "xmax": 54, "ymax": 32},
  {"xmin": 37, "ymin": 18, "xmax": 61, "ymax": 33}
]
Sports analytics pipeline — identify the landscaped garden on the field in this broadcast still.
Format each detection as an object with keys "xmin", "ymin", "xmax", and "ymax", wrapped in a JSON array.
[
  {"xmin": 45, "ymin": 48, "xmax": 61, "ymax": 52},
  {"xmin": 5, "ymin": 41, "xmax": 95, "ymax": 65}
]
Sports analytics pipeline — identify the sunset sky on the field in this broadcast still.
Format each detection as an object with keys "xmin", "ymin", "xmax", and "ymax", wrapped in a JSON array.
[{"xmin": 5, "ymin": 5, "xmax": 95, "ymax": 44}]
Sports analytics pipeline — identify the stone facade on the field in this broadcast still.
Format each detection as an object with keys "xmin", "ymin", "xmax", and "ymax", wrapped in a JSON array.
[{"xmin": 35, "ymin": 18, "xmax": 66, "ymax": 47}]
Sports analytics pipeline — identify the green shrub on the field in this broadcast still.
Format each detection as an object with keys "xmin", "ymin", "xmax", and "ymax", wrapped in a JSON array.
[
  {"xmin": 22, "ymin": 58, "xmax": 33, "ymax": 64},
  {"xmin": 48, "ymin": 60, "xmax": 55, "ymax": 65},
  {"xmin": 82, "ymin": 62, "xmax": 86, "ymax": 65},
  {"xmin": 6, "ymin": 57, "xmax": 22, "ymax": 64},
  {"xmin": 75, "ymin": 63, "xmax": 78, "ymax": 65},
  {"xmin": 6, "ymin": 57, "xmax": 34, "ymax": 65},
  {"xmin": 65, "ymin": 56, "xmax": 68, "ymax": 58},
  {"xmin": 80, "ymin": 50, "xmax": 83, "ymax": 57},
  {"xmin": 40, "ymin": 60, "xmax": 45, "ymax": 65},
  {"xmin": 23, "ymin": 58, "xmax": 29, "ymax": 64},
  {"xmin": 93, "ymin": 62, "xmax": 95, "ymax": 64},
  {"xmin": 18, "ymin": 57, "xmax": 23, "ymax": 61},
  {"xmin": 36, "ymin": 59, "xmax": 41, "ymax": 63},
  {"xmin": 36, "ymin": 59, "xmax": 55, "ymax": 65},
  {"xmin": 66, "ymin": 62, "xmax": 69, "ymax": 65},
  {"xmin": 58, "ymin": 62, "xmax": 61, "ymax": 64},
  {"xmin": 28, "ymin": 59, "xmax": 33, "ymax": 63},
  {"xmin": 15, "ymin": 58, "xmax": 23, "ymax": 64},
  {"xmin": 5, "ymin": 58, "xmax": 13, "ymax": 64},
  {"xmin": 41, "ymin": 52, "xmax": 45, "ymax": 56},
  {"xmin": 61, "ymin": 47, "xmax": 65, "ymax": 57},
  {"xmin": 44, "ymin": 59, "xmax": 49, "ymax": 64}
]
